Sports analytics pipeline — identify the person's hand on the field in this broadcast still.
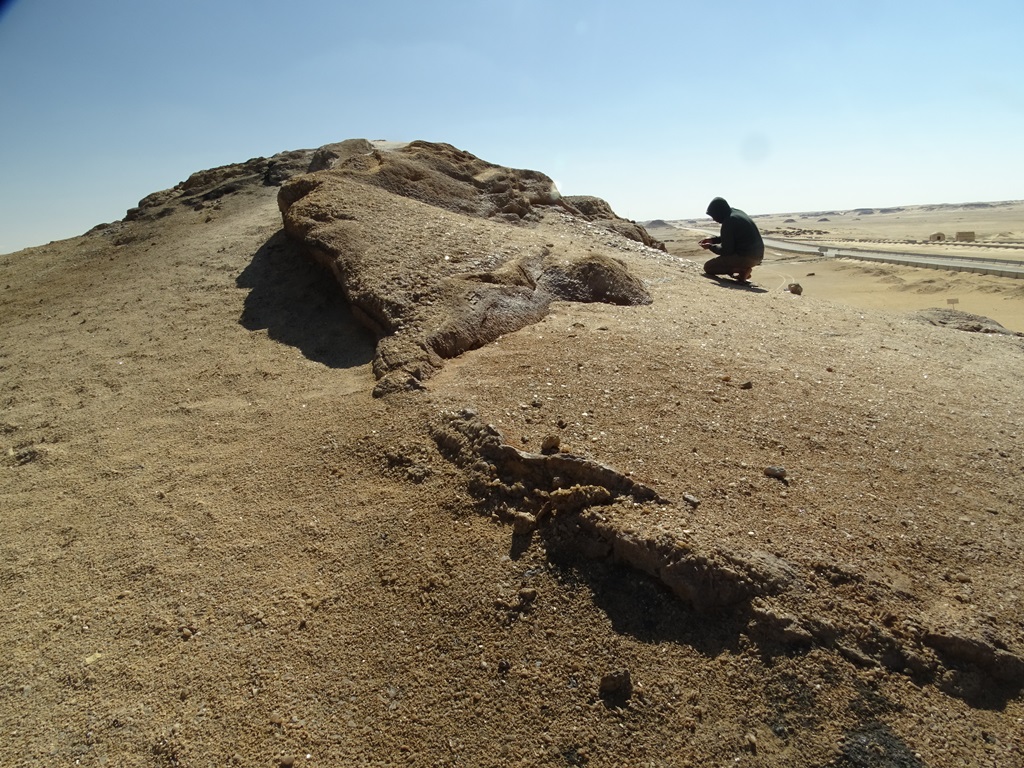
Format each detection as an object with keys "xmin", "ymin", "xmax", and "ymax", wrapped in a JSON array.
[{"xmin": 699, "ymin": 238, "xmax": 712, "ymax": 249}]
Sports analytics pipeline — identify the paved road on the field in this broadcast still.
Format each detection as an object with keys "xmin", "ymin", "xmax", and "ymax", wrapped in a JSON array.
[{"xmin": 764, "ymin": 238, "xmax": 1024, "ymax": 279}]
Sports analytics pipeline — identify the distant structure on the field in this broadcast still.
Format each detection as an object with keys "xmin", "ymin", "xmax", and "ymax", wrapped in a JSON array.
[
  {"xmin": 929, "ymin": 232, "xmax": 946, "ymax": 242},
  {"xmin": 955, "ymin": 231, "xmax": 976, "ymax": 242}
]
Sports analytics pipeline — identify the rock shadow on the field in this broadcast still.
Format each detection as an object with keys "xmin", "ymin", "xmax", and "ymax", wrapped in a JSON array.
[
  {"xmin": 545, "ymin": 548, "xmax": 745, "ymax": 658},
  {"xmin": 701, "ymin": 273, "xmax": 769, "ymax": 293},
  {"xmin": 237, "ymin": 230, "xmax": 377, "ymax": 368},
  {"xmin": 828, "ymin": 721, "xmax": 926, "ymax": 768}
]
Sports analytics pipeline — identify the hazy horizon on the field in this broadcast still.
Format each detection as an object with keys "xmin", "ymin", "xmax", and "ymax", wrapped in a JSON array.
[{"xmin": 2, "ymin": 0, "xmax": 1022, "ymax": 253}]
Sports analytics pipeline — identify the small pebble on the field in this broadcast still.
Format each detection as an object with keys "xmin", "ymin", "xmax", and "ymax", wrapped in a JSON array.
[
  {"xmin": 764, "ymin": 466, "xmax": 787, "ymax": 479},
  {"xmin": 599, "ymin": 669, "xmax": 633, "ymax": 700},
  {"xmin": 540, "ymin": 435, "xmax": 560, "ymax": 454}
]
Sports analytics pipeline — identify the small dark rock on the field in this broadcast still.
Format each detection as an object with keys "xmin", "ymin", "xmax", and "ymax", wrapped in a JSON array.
[
  {"xmin": 372, "ymin": 371, "xmax": 426, "ymax": 398},
  {"xmin": 540, "ymin": 435, "xmax": 561, "ymax": 454},
  {"xmin": 599, "ymin": 669, "xmax": 633, "ymax": 706}
]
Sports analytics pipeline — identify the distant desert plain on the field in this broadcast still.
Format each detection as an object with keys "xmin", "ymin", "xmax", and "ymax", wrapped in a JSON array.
[{"xmin": 659, "ymin": 199, "xmax": 1024, "ymax": 333}]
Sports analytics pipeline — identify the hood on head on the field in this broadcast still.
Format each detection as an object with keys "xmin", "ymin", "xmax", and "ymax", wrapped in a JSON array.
[{"xmin": 706, "ymin": 196, "xmax": 731, "ymax": 223}]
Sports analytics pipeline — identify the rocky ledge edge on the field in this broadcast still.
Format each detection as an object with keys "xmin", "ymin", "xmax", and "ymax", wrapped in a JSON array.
[{"xmin": 430, "ymin": 409, "xmax": 1024, "ymax": 705}]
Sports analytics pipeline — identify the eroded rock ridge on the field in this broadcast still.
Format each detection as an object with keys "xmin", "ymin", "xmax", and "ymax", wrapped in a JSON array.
[{"xmin": 276, "ymin": 140, "xmax": 662, "ymax": 396}]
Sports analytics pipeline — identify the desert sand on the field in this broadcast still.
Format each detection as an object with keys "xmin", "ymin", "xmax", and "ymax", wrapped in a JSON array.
[{"xmin": 2, "ymin": 141, "xmax": 1023, "ymax": 767}]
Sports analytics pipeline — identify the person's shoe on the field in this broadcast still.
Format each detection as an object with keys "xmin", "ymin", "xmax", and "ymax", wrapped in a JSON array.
[{"xmin": 732, "ymin": 267, "xmax": 752, "ymax": 283}]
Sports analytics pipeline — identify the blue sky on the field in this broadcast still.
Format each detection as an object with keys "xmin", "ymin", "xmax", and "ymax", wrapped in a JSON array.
[{"xmin": 1, "ymin": 0, "xmax": 1021, "ymax": 253}]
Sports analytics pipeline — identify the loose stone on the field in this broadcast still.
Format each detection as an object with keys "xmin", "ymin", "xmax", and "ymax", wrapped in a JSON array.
[{"xmin": 599, "ymin": 669, "xmax": 633, "ymax": 703}]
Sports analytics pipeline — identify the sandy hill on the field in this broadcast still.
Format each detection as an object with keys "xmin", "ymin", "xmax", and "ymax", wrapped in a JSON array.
[{"xmin": 2, "ymin": 140, "xmax": 1023, "ymax": 767}]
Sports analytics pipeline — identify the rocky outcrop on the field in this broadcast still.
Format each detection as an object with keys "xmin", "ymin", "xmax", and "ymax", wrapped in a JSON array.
[
  {"xmin": 536, "ymin": 251, "xmax": 653, "ymax": 305},
  {"xmin": 564, "ymin": 195, "xmax": 666, "ymax": 251},
  {"xmin": 915, "ymin": 308, "xmax": 1024, "ymax": 336},
  {"xmin": 430, "ymin": 409, "xmax": 1024, "ymax": 701},
  {"xmin": 430, "ymin": 410, "xmax": 795, "ymax": 612},
  {"xmin": 560, "ymin": 511, "xmax": 799, "ymax": 611},
  {"xmin": 277, "ymin": 140, "xmax": 661, "ymax": 396},
  {"xmin": 124, "ymin": 150, "xmax": 315, "ymax": 221},
  {"xmin": 430, "ymin": 409, "xmax": 666, "ymax": 514}
]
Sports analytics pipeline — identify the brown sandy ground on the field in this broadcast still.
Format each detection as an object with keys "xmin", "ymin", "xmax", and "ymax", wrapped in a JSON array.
[{"xmin": 2, "ymin": 144, "xmax": 1024, "ymax": 767}]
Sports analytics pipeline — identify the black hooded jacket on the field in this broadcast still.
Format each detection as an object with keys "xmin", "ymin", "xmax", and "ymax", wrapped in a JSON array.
[{"xmin": 706, "ymin": 197, "xmax": 764, "ymax": 264}]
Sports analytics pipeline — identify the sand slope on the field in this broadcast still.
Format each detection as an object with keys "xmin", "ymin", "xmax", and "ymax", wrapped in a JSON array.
[{"xmin": 2, "ymin": 143, "xmax": 1023, "ymax": 766}]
